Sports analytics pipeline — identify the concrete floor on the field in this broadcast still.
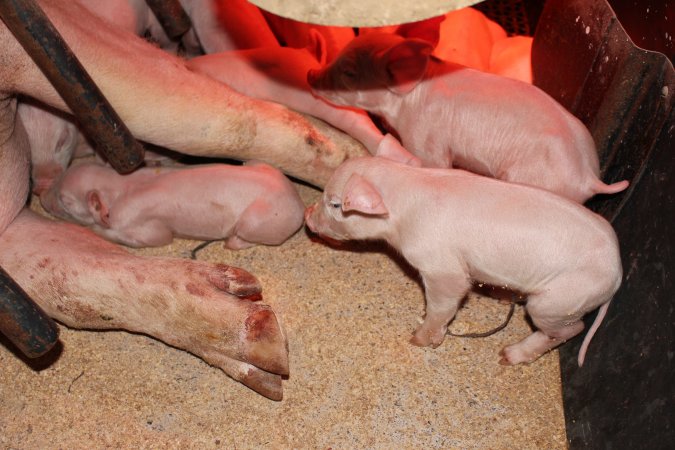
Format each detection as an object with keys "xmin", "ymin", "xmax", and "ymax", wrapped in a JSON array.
[{"xmin": 0, "ymin": 183, "xmax": 566, "ymax": 448}]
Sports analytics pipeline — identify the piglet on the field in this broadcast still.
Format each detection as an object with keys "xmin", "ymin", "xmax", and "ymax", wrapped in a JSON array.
[
  {"xmin": 305, "ymin": 157, "xmax": 623, "ymax": 366},
  {"xmin": 433, "ymin": 7, "xmax": 505, "ymax": 71},
  {"xmin": 179, "ymin": 0, "xmax": 279, "ymax": 54},
  {"xmin": 186, "ymin": 31, "xmax": 386, "ymax": 154},
  {"xmin": 489, "ymin": 36, "xmax": 534, "ymax": 84},
  {"xmin": 261, "ymin": 10, "xmax": 355, "ymax": 62},
  {"xmin": 307, "ymin": 33, "xmax": 629, "ymax": 203},
  {"xmin": 17, "ymin": 102, "xmax": 80, "ymax": 195},
  {"xmin": 18, "ymin": 102, "xmax": 181, "ymax": 195},
  {"xmin": 41, "ymin": 161, "xmax": 305, "ymax": 249}
]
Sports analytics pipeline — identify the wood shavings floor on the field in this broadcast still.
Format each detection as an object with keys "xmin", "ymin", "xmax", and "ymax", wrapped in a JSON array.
[{"xmin": 0, "ymin": 183, "xmax": 566, "ymax": 448}]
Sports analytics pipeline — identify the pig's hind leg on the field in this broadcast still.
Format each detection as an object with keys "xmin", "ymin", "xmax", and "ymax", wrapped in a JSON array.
[
  {"xmin": 498, "ymin": 322, "xmax": 584, "ymax": 365},
  {"xmin": 97, "ymin": 219, "xmax": 175, "ymax": 248},
  {"xmin": 410, "ymin": 272, "xmax": 472, "ymax": 348},
  {"xmin": 225, "ymin": 197, "xmax": 303, "ymax": 250},
  {"xmin": 498, "ymin": 274, "xmax": 604, "ymax": 365}
]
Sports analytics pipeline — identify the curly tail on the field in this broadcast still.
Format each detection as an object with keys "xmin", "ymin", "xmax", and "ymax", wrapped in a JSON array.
[
  {"xmin": 594, "ymin": 179, "xmax": 630, "ymax": 195},
  {"xmin": 578, "ymin": 301, "xmax": 612, "ymax": 366}
]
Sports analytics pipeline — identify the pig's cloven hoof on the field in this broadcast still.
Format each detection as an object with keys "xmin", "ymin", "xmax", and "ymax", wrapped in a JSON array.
[
  {"xmin": 498, "ymin": 346, "xmax": 536, "ymax": 365},
  {"xmin": 0, "ymin": 211, "xmax": 289, "ymax": 401},
  {"xmin": 410, "ymin": 327, "xmax": 446, "ymax": 348},
  {"xmin": 168, "ymin": 262, "xmax": 290, "ymax": 398},
  {"xmin": 207, "ymin": 263, "xmax": 262, "ymax": 297}
]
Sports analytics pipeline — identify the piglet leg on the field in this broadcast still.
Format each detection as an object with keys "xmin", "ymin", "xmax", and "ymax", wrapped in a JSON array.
[
  {"xmin": 498, "ymin": 273, "xmax": 606, "ymax": 365},
  {"xmin": 410, "ymin": 272, "xmax": 471, "ymax": 348},
  {"xmin": 0, "ymin": 209, "xmax": 289, "ymax": 400}
]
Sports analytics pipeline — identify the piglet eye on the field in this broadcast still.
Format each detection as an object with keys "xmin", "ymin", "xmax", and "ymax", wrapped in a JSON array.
[
  {"xmin": 329, "ymin": 200, "xmax": 341, "ymax": 209},
  {"xmin": 343, "ymin": 68, "xmax": 357, "ymax": 79}
]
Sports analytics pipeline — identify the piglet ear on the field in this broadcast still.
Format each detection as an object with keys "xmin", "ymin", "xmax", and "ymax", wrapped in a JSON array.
[
  {"xmin": 397, "ymin": 15, "xmax": 444, "ymax": 48},
  {"xmin": 342, "ymin": 174, "xmax": 388, "ymax": 216},
  {"xmin": 375, "ymin": 134, "xmax": 423, "ymax": 167},
  {"xmin": 86, "ymin": 190, "xmax": 111, "ymax": 228},
  {"xmin": 383, "ymin": 38, "xmax": 433, "ymax": 94},
  {"xmin": 307, "ymin": 28, "xmax": 327, "ymax": 65}
]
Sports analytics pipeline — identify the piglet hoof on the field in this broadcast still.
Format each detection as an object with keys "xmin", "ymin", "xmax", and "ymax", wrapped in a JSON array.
[
  {"xmin": 410, "ymin": 327, "xmax": 445, "ymax": 348},
  {"xmin": 498, "ymin": 349, "xmax": 513, "ymax": 366},
  {"xmin": 498, "ymin": 346, "xmax": 534, "ymax": 365}
]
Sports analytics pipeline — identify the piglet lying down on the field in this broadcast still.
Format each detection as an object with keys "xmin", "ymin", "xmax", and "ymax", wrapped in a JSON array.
[
  {"xmin": 305, "ymin": 157, "xmax": 623, "ymax": 366},
  {"xmin": 41, "ymin": 161, "xmax": 305, "ymax": 249}
]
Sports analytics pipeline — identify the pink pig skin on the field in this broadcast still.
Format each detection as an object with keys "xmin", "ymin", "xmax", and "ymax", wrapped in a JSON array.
[
  {"xmin": 17, "ymin": 102, "xmax": 79, "ymax": 195},
  {"xmin": 186, "ymin": 35, "xmax": 386, "ymax": 154},
  {"xmin": 75, "ymin": 0, "xmax": 278, "ymax": 56},
  {"xmin": 489, "ymin": 36, "xmax": 534, "ymax": 84},
  {"xmin": 307, "ymin": 33, "xmax": 629, "ymax": 203},
  {"xmin": 17, "ymin": 101, "xmax": 177, "ymax": 195},
  {"xmin": 433, "ymin": 7, "xmax": 505, "ymax": 71},
  {"xmin": 261, "ymin": 10, "xmax": 355, "ymax": 63},
  {"xmin": 179, "ymin": 0, "xmax": 279, "ymax": 54},
  {"xmin": 305, "ymin": 156, "xmax": 623, "ymax": 366},
  {"xmin": 41, "ymin": 161, "xmax": 305, "ymax": 249}
]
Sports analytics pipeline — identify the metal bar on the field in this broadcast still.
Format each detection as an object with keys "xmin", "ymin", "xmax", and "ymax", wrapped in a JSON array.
[
  {"xmin": 144, "ymin": 0, "xmax": 192, "ymax": 40},
  {"xmin": 0, "ymin": 0, "xmax": 144, "ymax": 174},
  {"xmin": 0, "ymin": 265, "xmax": 59, "ymax": 358}
]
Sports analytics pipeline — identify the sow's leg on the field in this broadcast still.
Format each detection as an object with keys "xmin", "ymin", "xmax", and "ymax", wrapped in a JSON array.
[
  {"xmin": 0, "ymin": 0, "xmax": 366, "ymax": 188},
  {"xmin": 0, "ymin": 210, "xmax": 289, "ymax": 400}
]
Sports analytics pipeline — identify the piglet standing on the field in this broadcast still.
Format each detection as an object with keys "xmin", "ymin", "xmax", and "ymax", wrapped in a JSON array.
[
  {"xmin": 305, "ymin": 156, "xmax": 623, "ymax": 366},
  {"xmin": 307, "ymin": 33, "xmax": 629, "ymax": 203},
  {"xmin": 41, "ymin": 161, "xmax": 305, "ymax": 249}
]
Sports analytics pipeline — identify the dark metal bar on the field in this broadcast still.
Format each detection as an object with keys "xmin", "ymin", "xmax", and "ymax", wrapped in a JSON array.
[
  {"xmin": 533, "ymin": 0, "xmax": 675, "ymax": 448},
  {"xmin": 145, "ymin": 0, "xmax": 192, "ymax": 40},
  {"xmin": 0, "ymin": 0, "xmax": 144, "ymax": 174},
  {"xmin": 0, "ymin": 265, "xmax": 59, "ymax": 358}
]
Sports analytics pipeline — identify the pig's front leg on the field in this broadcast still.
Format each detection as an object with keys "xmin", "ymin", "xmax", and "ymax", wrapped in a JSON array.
[
  {"xmin": 0, "ymin": 209, "xmax": 289, "ymax": 400},
  {"xmin": 410, "ymin": 272, "xmax": 471, "ymax": 348},
  {"xmin": 2, "ymin": 0, "xmax": 366, "ymax": 188}
]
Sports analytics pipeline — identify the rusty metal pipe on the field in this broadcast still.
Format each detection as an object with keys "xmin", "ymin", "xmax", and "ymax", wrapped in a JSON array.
[
  {"xmin": 0, "ymin": 0, "xmax": 144, "ymax": 174},
  {"xmin": 144, "ymin": 0, "xmax": 192, "ymax": 40},
  {"xmin": 0, "ymin": 265, "xmax": 59, "ymax": 358}
]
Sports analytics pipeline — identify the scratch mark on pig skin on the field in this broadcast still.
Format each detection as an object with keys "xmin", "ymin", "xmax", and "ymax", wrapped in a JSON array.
[
  {"xmin": 132, "ymin": 270, "xmax": 145, "ymax": 284},
  {"xmin": 185, "ymin": 282, "xmax": 206, "ymax": 297},
  {"xmin": 55, "ymin": 300, "xmax": 101, "ymax": 324},
  {"xmin": 204, "ymin": 332, "xmax": 219, "ymax": 342},
  {"xmin": 305, "ymin": 135, "xmax": 316, "ymax": 146},
  {"xmin": 207, "ymin": 264, "xmax": 261, "ymax": 297},
  {"xmin": 245, "ymin": 309, "xmax": 275, "ymax": 342},
  {"xmin": 38, "ymin": 257, "xmax": 51, "ymax": 268}
]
